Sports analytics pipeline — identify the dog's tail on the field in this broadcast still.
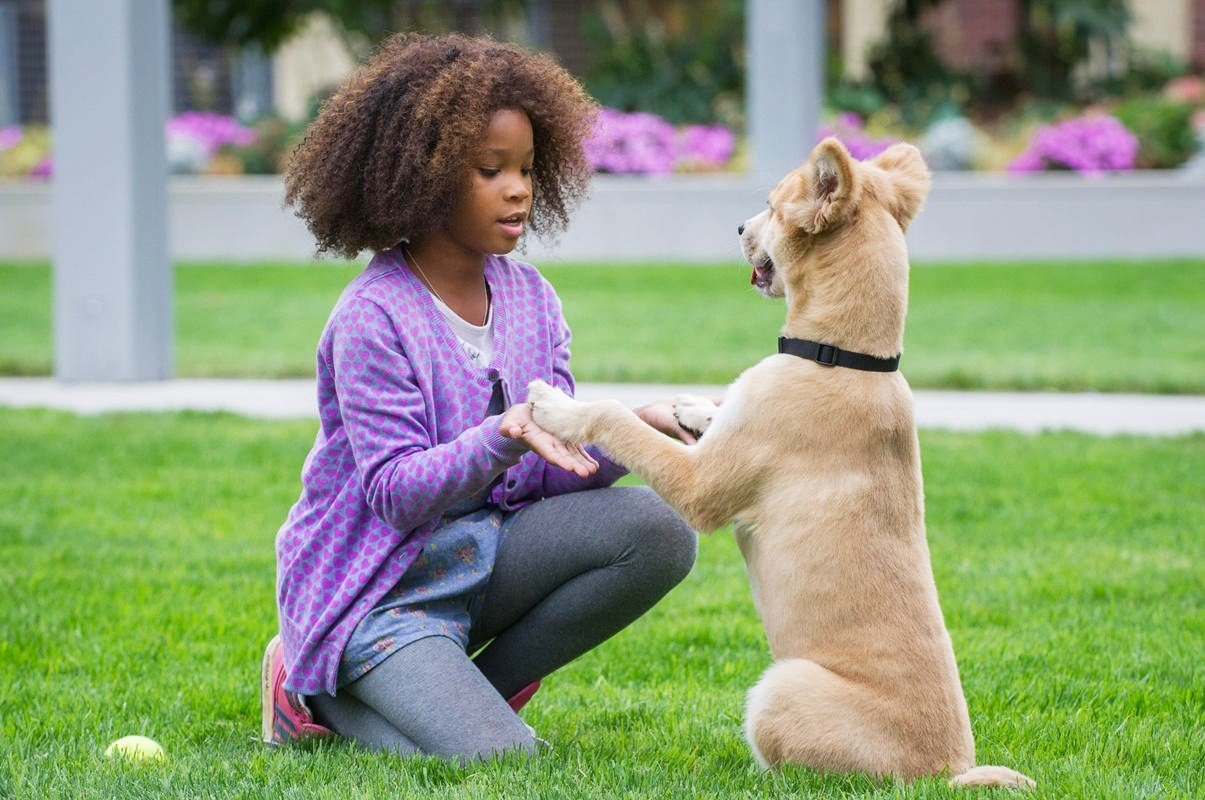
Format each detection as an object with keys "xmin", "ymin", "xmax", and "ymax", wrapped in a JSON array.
[{"xmin": 949, "ymin": 765, "xmax": 1035, "ymax": 790}]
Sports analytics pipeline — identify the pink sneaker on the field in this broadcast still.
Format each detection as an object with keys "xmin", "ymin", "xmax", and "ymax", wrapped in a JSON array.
[
  {"xmin": 260, "ymin": 635, "xmax": 337, "ymax": 746},
  {"xmin": 507, "ymin": 680, "xmax": 541, "ymax": 713}
]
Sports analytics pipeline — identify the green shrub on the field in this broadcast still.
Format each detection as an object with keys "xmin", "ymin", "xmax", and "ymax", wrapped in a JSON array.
[
  {"xmin": 581, "ymin": 0, "xmax": 744, "ymax": 127},
  {"xmin": 1090, "ymin": 47, "xmax": 1190, "ymax": 99},
  {"xmin": 865, "ymin": 4, "xmax": 967, "ymax": 128},
  {"xmin": 231, "ymin": 115, "xmax": 305, "ymax": 175},
  {"xmin": 1114, "ymin": 97, "xmax": 1198, "ymax": 169},
  {"xmin": 828, "ymin": 82, "xmax": 889, "ymax": 120}
]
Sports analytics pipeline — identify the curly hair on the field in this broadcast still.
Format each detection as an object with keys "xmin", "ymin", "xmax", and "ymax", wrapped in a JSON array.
[{"xmin": 284, "ymin": 33, "xmax": 598, "ymax": 259}]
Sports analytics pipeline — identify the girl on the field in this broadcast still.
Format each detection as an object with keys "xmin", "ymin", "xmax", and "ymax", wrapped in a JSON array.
[{"xmin": 261, "ymin": 33, "xmax": 698, "ymax": 761}]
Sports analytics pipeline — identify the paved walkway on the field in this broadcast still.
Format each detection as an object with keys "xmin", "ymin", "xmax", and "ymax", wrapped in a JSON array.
[{"xmin": 1, "ymin": 378, "xmax": 1202, "ymax": 436}]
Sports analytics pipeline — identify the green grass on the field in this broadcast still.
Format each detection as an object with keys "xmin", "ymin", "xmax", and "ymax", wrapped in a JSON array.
[
  {"xmin": 1, "ymin": 258, "xmax": 1202, "ymax": 393},
  {"xmin": 0, "ymin": 409, "xmax": 1200, "ymax": 798}
]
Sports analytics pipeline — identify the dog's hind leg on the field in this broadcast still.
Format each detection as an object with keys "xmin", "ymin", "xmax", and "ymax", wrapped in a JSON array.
[
  {"xmin": 746, "ymin": 660, "xmax": 1033, "ymax": 787},
  {"xmin": 948, "ymin": 766, "xmax": 1035, "ymax": 789},
  {"xmin": 745, "ymin": 658, "xmax": 906, "ymax": 778}
]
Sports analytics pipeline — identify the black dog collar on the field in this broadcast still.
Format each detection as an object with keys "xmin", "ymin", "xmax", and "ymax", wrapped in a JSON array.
[{"xmin": 778, "ymin": 337, "xmax": 900, "ymax": 372}]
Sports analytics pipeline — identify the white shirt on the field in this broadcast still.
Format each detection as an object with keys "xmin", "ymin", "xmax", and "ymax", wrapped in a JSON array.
[{"xmin": 430, "ymin": 292, "xmax": 494, "ymax": 368}]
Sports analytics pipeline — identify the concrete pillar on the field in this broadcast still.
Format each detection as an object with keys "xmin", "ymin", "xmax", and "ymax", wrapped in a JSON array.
[
  {"xmin": 234, "ymin": 47, "xmax": 275, "ymax": 121},
  {"xmin": 0, "ymin": 2, "xmax": 17, "ymax": 126},
  {"xmin": 746, "ymin": 0, "xmax": 826, "ymax": 180},
  {"xmin": 48, "ymin": 0, "xmax": 172, "ymax": 381},
  {"xmin": 526, "ymin": 0, "xmax": 551, "ymax": 49}
]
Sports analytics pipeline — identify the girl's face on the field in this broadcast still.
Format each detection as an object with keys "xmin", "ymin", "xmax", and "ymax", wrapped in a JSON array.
[{"xmin": 447, "ymin": 107, "xmax": 534, "ymax": 256}]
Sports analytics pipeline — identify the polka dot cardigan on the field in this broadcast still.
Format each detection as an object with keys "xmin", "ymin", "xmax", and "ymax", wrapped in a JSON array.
[{"xmin": 275, "ymin": 246, "xmax": 626, "ymax": 695}]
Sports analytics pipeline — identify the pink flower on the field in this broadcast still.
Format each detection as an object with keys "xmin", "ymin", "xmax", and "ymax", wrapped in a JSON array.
[
  {"xmin": 1164, "ymin": 75, "xmax": 1204, "ymax": 105},
  {"xmin": 1008, "ymin": 114, "xmax": 1138, "ymax": 175},
  {"xmin": 583, "ymin": 108, "xmax": 737, "ymax": 174},
  {"xmin": 836, "ymin": 111, "xmax": 863, "ymax": 130},
  {"xmin": 0, "ymin": 125, "xmax": 21, "ymax": 151},
  {"xmin": 584, "ymin": 108, "xmax": 678, "ymax": 175},
  {"xmin": 678, "ymin": 124, "xmax": 736, "ymax": 168},
  {"xmin": 29, "ymin": 156, "xmax": 53, "ymax": 179},
  {"xmin": 165, "ymin": 111, "xmax": 256, "ymax": 157},
  {"xmin": 817, "ymin": 114, "xmax": 897, "ymax": 160}
]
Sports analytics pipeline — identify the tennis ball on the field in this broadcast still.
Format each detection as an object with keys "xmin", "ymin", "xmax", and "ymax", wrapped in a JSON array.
[{"xmin": 104, "ymin": 735, "xmax": 165, "ymax": 762}]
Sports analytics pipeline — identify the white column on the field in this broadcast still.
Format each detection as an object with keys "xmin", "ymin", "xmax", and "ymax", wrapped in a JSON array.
[
  {"xmin": 0, "ymin": 3, "xmax": 17, "ymax": 126},
  {"xmin": 746, "ymin": 0, "xmax": 826, "ymax": 181},
  {"xmin": 233, "ymin": 47, "xmax": 275, "ymax": 120},
  {"xmin": 48, "ymin": 0, "xmax": 172, "ymax": 381}
]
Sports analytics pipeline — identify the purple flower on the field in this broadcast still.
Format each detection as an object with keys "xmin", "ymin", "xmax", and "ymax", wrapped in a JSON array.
[
  {"xmin": 0, "ymin": 125, "xmax": 21, "ymax": 151},
  {"xmin": 583, "ymin": 109, "xmax": 737, "ymax": 174},
  {"xmin": 1008, "ymin": 114, "xmax": 1138, "ymax": 176},
  {"xmin": 678, "ymin": 124, "xmax": 736, "ymax": 168},
  {"xmin": 29, "ymin": 155, "xmax": 53, "ymax": 179},
  {"xmin": 817, "ymin": 113, "xmax": 898, "ymax": 160},
  {"xmin": 165, "ymin": 111, "xmax": 256, "ymax": 158},
  {"xmin": 836, "ymin": 111, "xmax": 863, "ymax": 131},
  {"xmin": 584, "ymin": 108, "xmax": 678, "ymax": 175}
]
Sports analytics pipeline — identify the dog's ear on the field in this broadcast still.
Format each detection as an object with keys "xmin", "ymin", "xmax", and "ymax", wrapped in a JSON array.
[
  {"xmin": 782, "ymin": 137, "xmax": 860, "ymax": 235},
  {"xmin": 871, "ymin": 143, "xmax": 931, "ymax": 231}
]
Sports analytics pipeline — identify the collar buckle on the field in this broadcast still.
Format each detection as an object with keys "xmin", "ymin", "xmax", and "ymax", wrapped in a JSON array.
[
  {"xmin": 778, "ymin": 336, "xmax": 900, "ymax": 373},
  {"xmin": 815, "ymin": 343, "xmax": 838, "ymax": 366}
]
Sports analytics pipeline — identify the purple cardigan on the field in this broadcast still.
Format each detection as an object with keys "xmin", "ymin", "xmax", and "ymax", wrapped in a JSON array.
[{"xmin": 275, "ymin": 247, "xmax": 626, "ymax": 695}]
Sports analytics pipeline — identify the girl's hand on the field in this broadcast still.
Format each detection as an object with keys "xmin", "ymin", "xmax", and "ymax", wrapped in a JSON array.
[
  {"xmin": 635, "ymin": 399, "xmax": 699, "ymax": 444},
  {"xmin": 499, "ymin": 403, "xmax": 599, "ymax": 477}
]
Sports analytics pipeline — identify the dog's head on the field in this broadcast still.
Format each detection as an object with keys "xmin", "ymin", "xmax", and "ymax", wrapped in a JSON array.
[{"xmin": 740, "ymin": 137, "xmax": 930, "ymax": 304}]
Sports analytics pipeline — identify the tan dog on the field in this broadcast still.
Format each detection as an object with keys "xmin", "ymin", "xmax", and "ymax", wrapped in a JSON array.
[{"xmin": 527, "ymin": 138, "xmax": 1034, "ymax": 788}]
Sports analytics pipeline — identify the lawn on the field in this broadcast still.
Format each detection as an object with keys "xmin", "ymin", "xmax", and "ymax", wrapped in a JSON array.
[
  {"xmin": 1, "ymin": 258, "xmax": 1202, "ymax": 393},
  {"xmin": 0, "ymin": 409, "xmax": 1199, "ymax": 798}
]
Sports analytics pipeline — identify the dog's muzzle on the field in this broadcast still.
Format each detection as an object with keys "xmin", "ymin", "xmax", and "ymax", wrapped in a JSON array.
[{"xmin": 750, "ymin": 258, "xmax": 775, "ymax": 289}]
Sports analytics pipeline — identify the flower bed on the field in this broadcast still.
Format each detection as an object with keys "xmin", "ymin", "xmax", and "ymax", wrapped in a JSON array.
[
  {"xmin": 829, "ymin": 75, "xmax": 1205, "ymax": 176},
  {"xmin": 1007, "ymin": 114, "xmax": 1138, "ymax": 175},
  {"xmin": 583, "ymin": 108, "xmax": 736, "ymax": 174},
  {"xmin": 2, "ymin": 76, "xmax": 1202, "ymax": 180}
]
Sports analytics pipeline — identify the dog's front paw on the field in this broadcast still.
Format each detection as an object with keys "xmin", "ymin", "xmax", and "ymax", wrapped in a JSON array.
[
  {"xmin": 527, "ymin": 380, "xmax": 591, "ymax": 442},
  {"xmin": 674, "ymin": 394, "xmax": 717, "ymax": 438}
]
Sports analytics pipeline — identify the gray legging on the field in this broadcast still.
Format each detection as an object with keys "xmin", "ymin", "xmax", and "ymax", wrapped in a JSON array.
[{"xmin": 308, "ymin": 485, "xmax": 697, "ymax": 760}]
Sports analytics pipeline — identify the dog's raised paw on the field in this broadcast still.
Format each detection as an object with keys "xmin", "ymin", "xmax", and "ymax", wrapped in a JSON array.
[
  {"xmin": 527, "ymin": 380, "xmax": 588, "ymax": 441},
  {"xmin": 673, "ymin": 394, "xmax": 717, "ymax": 438}
]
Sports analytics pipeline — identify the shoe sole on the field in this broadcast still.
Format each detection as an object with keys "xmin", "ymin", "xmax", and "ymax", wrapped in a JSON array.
[{"xmin": 260, "ymin": 635, "xmax": 281, "ymax": 746}]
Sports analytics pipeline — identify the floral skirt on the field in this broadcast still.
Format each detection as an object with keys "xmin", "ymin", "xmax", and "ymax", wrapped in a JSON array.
[{"xmin": 336, "ymin": 505, "xmax": 514, "ymax": 688}]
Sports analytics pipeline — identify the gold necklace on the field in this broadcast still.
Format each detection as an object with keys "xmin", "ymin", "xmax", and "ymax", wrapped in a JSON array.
[
  {"xmin": 404, "ymin": 246, "xmax": 449, "ymax": 308},
  {"xmin": 405, "ymin": 246, "xmax": 489, "ymax": 323}
]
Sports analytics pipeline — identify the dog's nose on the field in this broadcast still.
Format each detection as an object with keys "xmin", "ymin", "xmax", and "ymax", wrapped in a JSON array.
[{"xmin": 738, "ymin": 224, "xmax": 745, "ymax": 235}]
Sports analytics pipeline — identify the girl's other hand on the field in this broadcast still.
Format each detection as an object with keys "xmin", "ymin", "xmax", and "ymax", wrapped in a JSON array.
[
  {"xmin": 634, "ymin": 399, "xmax": 699, "ymax": 444},
  {"xmin": 499, "ymin": 403, "xmax": 599, "ymax": 477}
]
